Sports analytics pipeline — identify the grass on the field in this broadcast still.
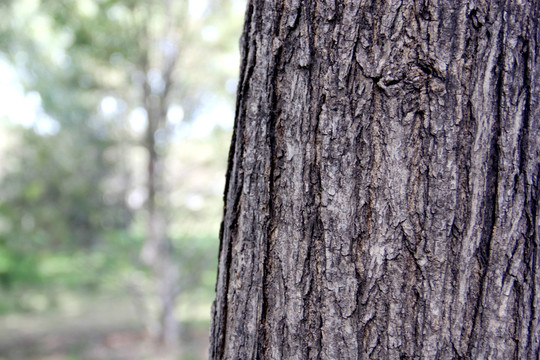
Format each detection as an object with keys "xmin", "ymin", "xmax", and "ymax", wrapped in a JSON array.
[{"xmin": 0, "ymin": 291, "xmax": 212, "ymax": 360}]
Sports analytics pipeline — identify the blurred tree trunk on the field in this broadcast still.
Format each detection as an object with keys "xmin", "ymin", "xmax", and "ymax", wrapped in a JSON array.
[
  {"xmin": 138, "ymin": 0, "xmax": 180, "ymax": 347},
  {"xmin": 140, "ymin": 79, "xmax": 180, "ymax": 347},
  {"xmin": 210, "ymin": 1, "xmax": 539, "ymax": 359}
]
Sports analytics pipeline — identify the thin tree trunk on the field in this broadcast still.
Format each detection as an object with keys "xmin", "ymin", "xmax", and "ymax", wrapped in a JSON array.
[
  {"xmin": 211, "ymin": 1, "xmax": 539, "ymax": 359},
  {"xmin": 141, "ymin": 83, "xmax": 180, "ymax": 347},
  {"xmin": 138, "ymin": 1, "xmax": 181, "ymax": 345}
]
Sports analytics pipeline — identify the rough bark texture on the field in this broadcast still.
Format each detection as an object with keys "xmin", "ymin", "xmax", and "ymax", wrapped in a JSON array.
[{"xmin": 210, "ymin": 1, "xmax": 540, "ymax": 359}]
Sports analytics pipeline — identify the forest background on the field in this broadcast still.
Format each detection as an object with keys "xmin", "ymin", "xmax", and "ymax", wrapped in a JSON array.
[{"xmin": 0, "ymin": 0, "xmax": 245, "ymax": 359}]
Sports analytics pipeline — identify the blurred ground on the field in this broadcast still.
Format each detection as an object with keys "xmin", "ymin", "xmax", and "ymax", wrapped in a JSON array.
[{"xmin": 0, "ymin": 294, "xmax": 209, "ymax": 360}]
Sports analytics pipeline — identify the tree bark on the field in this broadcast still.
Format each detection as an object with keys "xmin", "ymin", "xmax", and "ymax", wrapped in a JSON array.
[{"xmin": 210, "ymin": 1, "xmax": 540, "ymax": 359}]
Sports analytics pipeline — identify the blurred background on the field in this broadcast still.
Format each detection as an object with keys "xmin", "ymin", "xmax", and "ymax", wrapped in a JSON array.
[{"xmin": 0, "ymin": 0, "xmax": 245, "ymax": 359}]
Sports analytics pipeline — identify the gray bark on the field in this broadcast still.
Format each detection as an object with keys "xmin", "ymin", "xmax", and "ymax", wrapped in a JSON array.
[{"xmin": 210, "ymin": 1, "xmax": 540, "ymax": 359}]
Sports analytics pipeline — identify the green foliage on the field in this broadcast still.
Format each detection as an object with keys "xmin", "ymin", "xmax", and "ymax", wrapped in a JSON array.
[{"xmin": 0, "ymin": 0, "xmax": 245, "ymax": 334}]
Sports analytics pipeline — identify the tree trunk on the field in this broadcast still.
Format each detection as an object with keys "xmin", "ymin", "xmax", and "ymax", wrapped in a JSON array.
[
  {"xmin": 139, "ymin": 2, "xmax": 181, "ymax": 346},
  {"xmin": 210, "ymin": 1, "xmax": 540, "ymax": 359}
]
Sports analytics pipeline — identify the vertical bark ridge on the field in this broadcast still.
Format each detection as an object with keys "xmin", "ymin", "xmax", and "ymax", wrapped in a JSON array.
[
  {"xmin": 306, "ymin": 84, "xmax": 325, "ymax": 360},
  {"xmin": 521, "ymin": 7, "xmax": 539, "ymax": 359},
  {"xmin": 210, "ymin": 0, "xmax": 255, "ymax": 357},
  {"xmin": 258, "ymin": 0, "xmax": 286, "ymax": 355},
  {"xmin": 466, "ymin": 3, "xmax": 506, "ymax": 357},
  {"xmin": 305, "ymin": 3, "xmax": 325, "ymax": 357}
]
